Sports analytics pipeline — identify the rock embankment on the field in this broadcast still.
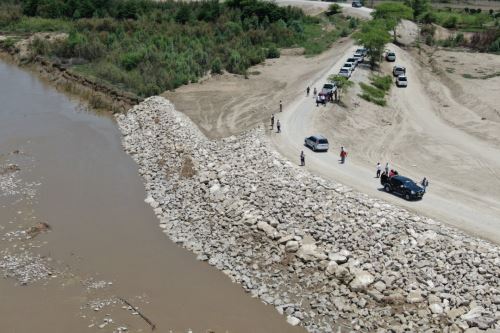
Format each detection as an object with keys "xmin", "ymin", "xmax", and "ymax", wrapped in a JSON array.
[{"xmin": 116, "ymin": 96, "xmax": 500, "ymax": 332}]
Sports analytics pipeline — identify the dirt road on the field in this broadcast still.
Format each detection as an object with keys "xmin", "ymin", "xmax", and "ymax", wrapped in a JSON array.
[
  {"xmin": 270, "ymin": 45, "xmax": 500, "ymax": 244},
  {"xmin": 275, "ymin": 0, "xmax": 373, "ymax": 18}
]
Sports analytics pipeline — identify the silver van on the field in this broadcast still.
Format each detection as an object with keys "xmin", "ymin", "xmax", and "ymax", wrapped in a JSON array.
[{"xmin": 305, "ymin": 135, "xmax": 329, "ymax": 152}]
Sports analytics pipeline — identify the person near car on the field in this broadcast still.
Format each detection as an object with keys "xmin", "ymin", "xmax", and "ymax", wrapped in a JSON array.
[
  {"xmin": 271, "ymin": 114, "xmax": 274, "ymax": 129},
  {"xmin": 277, "ymin": 120, "xmax": 281, "ymax": 133},
  {"xmin": 380, "ymin": 171, "xmax": 388, "ymax": 184},
  {"xmin": 340, "ymin": 146, "xmax": 347, "ymax": 163},
  {"xmin": 389, "ymin": 169, "xmax": 395, "ymax": 177},
  {"xmin": 385, "ymin": 162, "xmax": 390, "ymax": 175},
  {"xmin": 300, "ymin": 151, "xmax": 305, "ymax": 166},
  {"xmin": 306, "ymin": 86, "xmax": 310, "ymax": 96},
  {"xmin": 376, "ymin": 162, "xmax": 382, "ymax": 178},
  {"xmin": 313, "ymin": 87, "xmax": 317, "ymax": 97},
  {"xmin": 316, "ymin": 95, "xmax": 320, "ymax": 107},
  {"xmin": 421, "ymin": 177, "xmax": 429, "ymax": 192},
  {"xmin": 279, "ymin": 100, "xmax": 283, "ymax": 112}
]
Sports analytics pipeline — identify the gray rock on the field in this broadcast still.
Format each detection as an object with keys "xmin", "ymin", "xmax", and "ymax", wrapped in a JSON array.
[{"xmin": 349, "ymin": 271, "xmax": 375, "ymax": 291}]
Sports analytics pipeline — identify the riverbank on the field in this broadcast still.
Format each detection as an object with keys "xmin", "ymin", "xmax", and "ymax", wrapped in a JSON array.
[
  {"xmin": 117, "ymin": 96, "xmax": 500, "ymax": 332},
  {"xmin": 0, "ymin": 36, "xmax": 141, "ymax": 113}
]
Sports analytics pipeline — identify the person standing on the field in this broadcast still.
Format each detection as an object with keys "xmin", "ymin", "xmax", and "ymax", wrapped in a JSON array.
[
  {"xmin": 385, "ymin": 162, "xmax": 389, "ymax": 175},
  {"xmin": 300, "ymin": 151, "xmax": 305, "ymax": 166},
  {"xmin": 376, "ymin": 162, "xmax": 382, "ymax": 178},
  {"xmin": 279, "ymin": 100, "xmax": 283, "ymax": 112},
  {"xmin": 313, "ymin": 87, "xmax": 317, "ymax": 97},
  {"xmin": 421, "ymin": 177, "xmax": 429, "ymax": 192},
  {"xmin": 277, "ymin": 120, "xmax": 281, "ymax": 133},
  {"xmin": 306, "ymin": 86, "xmax": 310, "ymax": 96},
  {"xmin": 340, "ymin": 146, "xmax": 347, "ymax": 164},
  {"xmin": 271, "ymin": 114, "xmax": 274, "ymax": 129}
]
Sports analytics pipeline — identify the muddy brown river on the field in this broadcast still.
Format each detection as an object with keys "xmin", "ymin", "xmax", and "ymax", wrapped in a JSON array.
[{"xmin": 0, "ymin": 59, "xmax": 304, "ymax": 333}]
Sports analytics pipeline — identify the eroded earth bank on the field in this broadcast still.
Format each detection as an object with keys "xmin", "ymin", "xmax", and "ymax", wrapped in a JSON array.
[{"xmin": 116, "ymin": 96, "xmax": 500, "ymax": 332}]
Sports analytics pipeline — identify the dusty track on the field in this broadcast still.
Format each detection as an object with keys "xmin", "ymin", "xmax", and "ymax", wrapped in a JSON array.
[{"xmin": 271, "ymin": 44, "xmax": 500, "ymax": 244}]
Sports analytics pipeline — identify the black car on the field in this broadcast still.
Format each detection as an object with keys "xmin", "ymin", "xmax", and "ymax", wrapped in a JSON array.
[{"xmin": 381, "ymin": 175, "xmax": 425, "ymax": 200}]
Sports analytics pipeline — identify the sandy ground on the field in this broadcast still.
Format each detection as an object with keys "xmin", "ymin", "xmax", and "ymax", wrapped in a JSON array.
[
  {"xmin": 271, "ymin": 43, "xmax": 500, "ymax": 244},
  {"xmin": 164, "ymin": 38, "xmax": 355, "ymax": 139}
]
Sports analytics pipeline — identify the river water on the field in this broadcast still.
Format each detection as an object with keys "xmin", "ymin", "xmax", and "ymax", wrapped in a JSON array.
[{"xmin": 0, "ymin": 59, "xmax": 304, "ymax": 333}]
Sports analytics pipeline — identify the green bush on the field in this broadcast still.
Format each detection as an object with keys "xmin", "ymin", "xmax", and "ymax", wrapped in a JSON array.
[
  {"xmin": 371, "ymin": 74, "xmax": 392, "ymax": 91},
  {"xmin": 211, "ymin": 57, "xmax": 222, "ymax": 74},
  {"xmin": 266, "ymin": 45, "xmax": 280, "ymax": 58}
]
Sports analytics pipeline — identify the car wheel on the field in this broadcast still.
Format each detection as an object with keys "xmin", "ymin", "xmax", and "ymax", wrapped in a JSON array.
[
  {"xmin": 405, "ymin": 193, "xmax": 411, "ymax": 201},
  {"xmin": 312, "ymin": 145, "xmax": 316, "ymax": 152},
  {"xmin": 384, "ymin": 185, "xmax": 391, "ymax": 193}
]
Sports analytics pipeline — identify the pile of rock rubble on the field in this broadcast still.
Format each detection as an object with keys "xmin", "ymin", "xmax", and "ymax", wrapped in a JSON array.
[{"xmin": 116, "ymin": 96, "xmax": 500, "ymax": 332}]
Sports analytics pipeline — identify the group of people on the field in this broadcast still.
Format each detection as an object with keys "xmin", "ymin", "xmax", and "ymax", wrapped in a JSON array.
[{"xmin": 376, "ymin": 162, "xmax": 429, "ymax": 192}]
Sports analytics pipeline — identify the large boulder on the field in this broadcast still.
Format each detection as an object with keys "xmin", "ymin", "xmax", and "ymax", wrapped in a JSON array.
[
  {"xmin": 296, "ymin": 244, "xmax": 327, "ymax": 262},
  {"xmin": 349, "ymin": 270, "xmax": 375, "ymax": 291}
]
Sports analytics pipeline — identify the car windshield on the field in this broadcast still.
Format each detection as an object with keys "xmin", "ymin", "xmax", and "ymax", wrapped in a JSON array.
[
  {"xmin": 347, "ymin": 58, "xmax": 355, "ymax": 62},
  {"xmin": 388, "ymin": 53, "xmax": 395, "ymax": 56},
  {"xmin": 340, "ymin": 69, "xmax": 348, "ymax": 73},
  {"xmin": 318, "ymin": 139, "xmax": 328, "ymax": 144},
  {"xmin": 399, "ymin": 77, "xmax": 407, "ymax": 81},
  {"xmin": 354, "ymin": 53, "xmax": 362, "ymax": 57},
  {"xmin": 344, "ymin": 63, "xmax": 352, "ymax": 67},
  {"xmin": 404, "ymin": 180, "xmax": 417, "ymax": 186},
  {"xmin": 323, "ymin": 84, "xmax": 333, "ymax": 89}
]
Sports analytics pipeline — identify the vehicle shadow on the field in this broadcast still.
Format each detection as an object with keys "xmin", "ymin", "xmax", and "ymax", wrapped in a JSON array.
[{"xmin": 376, "ymin": 187, "xmax": 423, "ymax": 201}]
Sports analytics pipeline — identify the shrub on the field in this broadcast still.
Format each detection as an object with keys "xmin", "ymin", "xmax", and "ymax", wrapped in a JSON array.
[
  {"xmin": 371, "ymin": 74, "xmax": 392, "ymax": 91},
  {"xmin": 211, "ymin": 57, "xmax": 222, "ymax": 74},
  {"xmin": 266, "ymin": 45, "xmax": 280, "ymax": 58},
  {"xmin": 443, "ymin": 15, "xmax": 458, "ymax": 28},
  {"xmin": 327, "ymin": 4, "xmax": 342, "ymax": 15}
]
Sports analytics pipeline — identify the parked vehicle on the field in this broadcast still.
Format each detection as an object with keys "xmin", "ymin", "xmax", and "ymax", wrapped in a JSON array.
[
  {"xmin": 346, "ymin": 57, "xmax": 358, "ymax": 68},
  {"xmin": 396, "ymin": 75, "xmax": 408, "ymax": 87},
  {"xmin": 321, "ymin": 83, "xmax": 337, "ymax": 95},
  {"xmin": 356, "ymin": 48, "xmax": 367, "ymax": 56},
  {"xmin": 386, "ymin": 51, "xmax": 396, "ymax": 62},
  {"xmin": 342, "ymin": 62, "xmax": 354, "ymax": 73},
  {"xmin": 352, "ymin": 1, "xmax": 362, "ymax": 7},
  {"xmin": 353, "ymin": 52, "xmax": 364, "ymax": 63},
  {"xmin": 380, "ymin": 175, "xmax": 425, "ymax": 200},
  {"xmin": 393, "ymin": 65, "xmax": 406, "ymax": 77},
  {"xmin": 338, "ymin": 68, "xmax": 351, "ymax": 78},
  {"xmin": 304, "ymin": 135, "xmax": 329, "ymax": 152}
]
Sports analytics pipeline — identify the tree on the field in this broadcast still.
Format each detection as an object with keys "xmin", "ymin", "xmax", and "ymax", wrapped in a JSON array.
[
  {"xmin": 404, "ymin": 0, "xmax": 429, "ymax": 19},
  {"xmin": 327, "ymin": 4, "xmax": 341, "ymax": 16},
  {"xmin": 328, "ymin": 74, "xmax": 354, "ymax": 102},
  {"xmin": 353, "ymin": 20, "xmax": 391, "ymax": 69},
  {"xmin": 372, "ymin": 2, "xmax": 413, "ymax": 42}
]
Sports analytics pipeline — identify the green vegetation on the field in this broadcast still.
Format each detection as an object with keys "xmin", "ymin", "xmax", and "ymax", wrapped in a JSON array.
[
  {"xmin": 0, "ymin": 0, "xmax": 355, "ymax": 97},
  {"xmin": 328, "ymin": 74, "xmax": 354, "ymax": 102},
  {"xmin": 353, "ymin": 19, "xmax": 391, "ymax": 69},
  {"xmin": 359, "ymin": 74, "xmax": 392, "ymax": 106},
  {"xmin": 371, "ymin": 2, "xmax": 413, "ymax": 42},
  {"xmin": 426, "ymin": 8, "xmax": 498, "ymax": 31}
]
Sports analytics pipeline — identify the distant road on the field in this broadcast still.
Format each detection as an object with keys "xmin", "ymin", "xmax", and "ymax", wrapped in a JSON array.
[{"xmin": 274, "ymin": 0, "xmax": 373, "ymax": 18}]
